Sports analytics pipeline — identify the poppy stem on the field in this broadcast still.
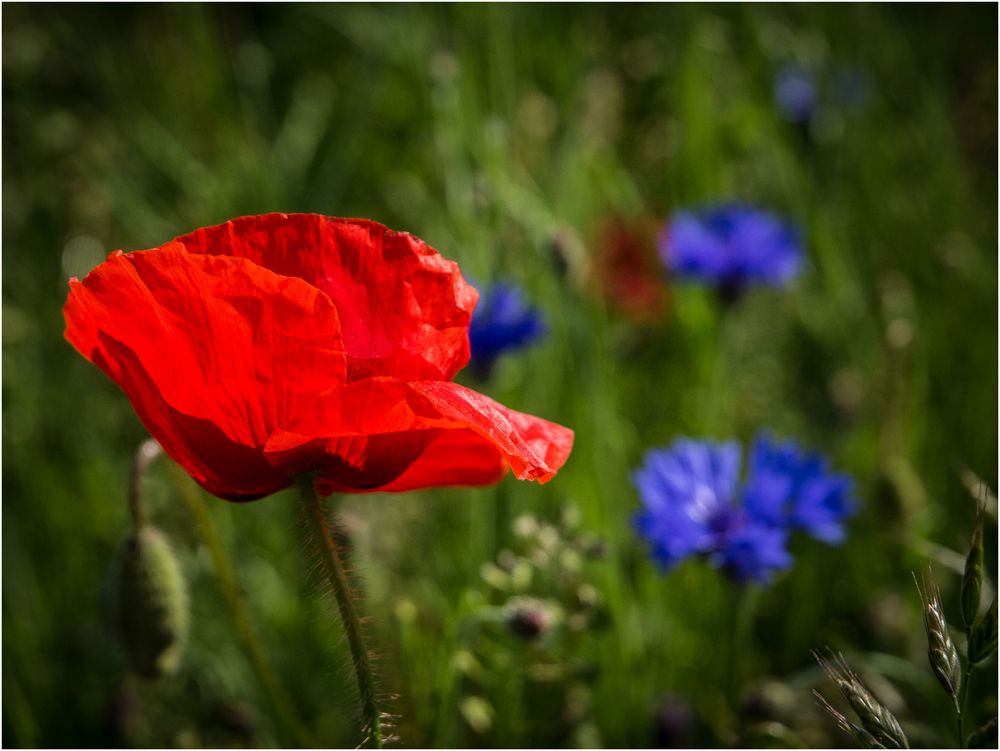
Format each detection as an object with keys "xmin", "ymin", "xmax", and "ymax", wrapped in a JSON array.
[{"xmin": 298, "ymin": 477, "xmax": 384, "ymax": 749}]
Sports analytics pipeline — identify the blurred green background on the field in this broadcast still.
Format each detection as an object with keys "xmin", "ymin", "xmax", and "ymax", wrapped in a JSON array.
[{"xmin": 3, "ymin": 4, "xmax": 997, "ymax": 748}]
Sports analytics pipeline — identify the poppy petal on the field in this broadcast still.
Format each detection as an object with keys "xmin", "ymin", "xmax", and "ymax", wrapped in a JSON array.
[
  {"xmin": 96, "ymin": 334, "xmax": 288, "ymax": 501},
  {"xmin": 174, "ymin": 213, "xmax": 478, "ymax": 381},
  {"xmin": 264, "ymin": 378, "xmax": 573, "ymax": 492},
  {"xmin": 371, "ymin": 429, "xmax": 507, "ymax": 493},
  {"xmin": 64, "ymin": 244, "xmax": 347, "ymax": 500},
  {"xmin": 408, "ymin": 381, "xmax": 574, "ymax": 484}
]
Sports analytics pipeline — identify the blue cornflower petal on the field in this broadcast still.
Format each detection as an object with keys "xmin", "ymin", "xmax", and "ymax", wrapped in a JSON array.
[
  {"xmin": 631, "ymin": 439, "xmax": 742, "ymax": 570},
  {"xmin": 660, "ymin": 203, "xmax": 803, "ymax": 291},
  {"xmin": 741, "ymin": 433, "xmax": 803, "ymax": 525},
  {"xmin": 790, "ymin": 464, "xmax": 855, "ymax": 544},
  {"xmin": 713, "ymin": 520, "xmax": 793, "ymax": 584},
  {"xmin": 468, "ymin": 281, "xmax": 546, "ymax": 374},
  {"xmin": 743, "ymin": 432, "xmax": 857, "ymax": 545}
]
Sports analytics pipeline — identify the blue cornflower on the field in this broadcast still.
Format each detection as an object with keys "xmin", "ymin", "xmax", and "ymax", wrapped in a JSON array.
[
  {"xmin": 660, "ymin": 203, "xmax": 803, "ymax": 296},
  {"xmin": 632, "ymin": 432, "xmax": 855, "ymax": 584},
  {"xmin": 468, "ymin": 280, "xmax": 546, "ymax": 377},
  {"xmin": 774, "ymin": 64, "xmax": 818, "ymax": 124}
]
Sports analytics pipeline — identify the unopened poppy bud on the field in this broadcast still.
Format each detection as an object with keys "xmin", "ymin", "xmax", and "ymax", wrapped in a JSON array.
[
  {"xmin": 962, "ymin": 506, "xmax": 985, "ymax": 629},
  {"xmin": 106, "ymin": 525, "xmax": 189, "ymax": 678},
  {"xmin": 968, "ymin": 597, "xmax": 998, "ymax": 664}
]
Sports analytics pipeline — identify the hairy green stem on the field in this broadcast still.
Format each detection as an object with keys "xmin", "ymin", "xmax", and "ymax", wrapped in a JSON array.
[
  {"xmin": 956, "ymin": 663, "xmax": 974, "ymax": 748},
  {"xmin": 168, "ymin": 462, "xmax": 316, "ymax": 748},
  {"xmin": 298, "ymin": 477, "xmax": 384, "ymax": 749}
]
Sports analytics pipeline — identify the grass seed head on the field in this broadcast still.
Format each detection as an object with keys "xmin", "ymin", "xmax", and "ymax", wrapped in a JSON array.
[
  {"xmin": 814, "ymin": 651, "xmax": 908, "ymax": 749},
  {"xmin": 813, "ymin": 690, "xmax": 887, "ymax": 749},
  {"xmin": 914, "ymin": 570, "xmax": 962, "ymax": 698}
]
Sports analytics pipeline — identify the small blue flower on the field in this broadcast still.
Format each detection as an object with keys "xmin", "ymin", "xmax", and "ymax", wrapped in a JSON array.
[
  {"xmin": 660, "ymin": 203, "xmax": 803, "ymax": 293},
  {"xmin": 774, "ymin": 64, "xmax": 818, "ymax": 124},
  {"xmin": 468, "ymin": 281, "xmax": 545, "ymax": 376},
  {"xmin": 632, "ymin": 432, "xmax": 856, "ymax": 584}
]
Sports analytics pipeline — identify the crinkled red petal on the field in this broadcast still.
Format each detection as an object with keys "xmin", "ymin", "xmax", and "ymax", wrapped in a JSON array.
[
  {"xmin": 174, "ymin": 213, "xmax": 478, "ymax": 381},
  {"xmin": 63, "ymin": 244, "xmax": 347, "ymax": 500},
  {"xmin": 264, "ymin": 378, "xmax": 573, "ymax": 493},
  {"xmin": 409, "ymin": 381, "xmax": 574, "ymax": 484}
]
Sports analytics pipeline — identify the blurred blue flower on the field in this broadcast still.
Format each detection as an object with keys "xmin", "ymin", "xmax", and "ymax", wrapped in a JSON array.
[
  {"xmin": 632, "ymin": 432, "xmax": 856, "ymax": 584},
  {"xmin": 660, "ymin": 203, "xmax": 803, "ymax": 295},
  {"xmin": 774, "ymin": 64, "xmax": 818, "ymax": 123},
  {"xmin": 468, "ymin": 280, "xmax": 546, "ymax": 376}
]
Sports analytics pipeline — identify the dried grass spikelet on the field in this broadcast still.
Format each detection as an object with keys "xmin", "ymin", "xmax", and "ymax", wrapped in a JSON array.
[
  {"xmin": 813, "ymin": 691, "xmax": 886, "ymax": 749},
  {"xmin": 813, "ymin": 650, "xmax": 909, "ymax": 749},
  {"xmin": 914, "ymin": 569, "xmax": 962, "ymax": 700}
]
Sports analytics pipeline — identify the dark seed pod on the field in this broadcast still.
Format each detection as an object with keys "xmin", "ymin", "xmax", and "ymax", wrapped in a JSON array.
[{"xmin": 106, "ymin": 525, "xmax": 189, "ymax": 678}]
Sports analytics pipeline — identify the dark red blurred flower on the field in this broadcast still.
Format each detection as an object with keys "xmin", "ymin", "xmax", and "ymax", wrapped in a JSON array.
[
  {"xmin": 592, "ymin": 217, "xmax": 669, "ymax": 324},
  {"xmin": 594, "ymin": 219, "xmax": 668, "ymax": 324},
  {"xmin": 64, "ymin": 214, "xmax": 573, "ymax": 501}
]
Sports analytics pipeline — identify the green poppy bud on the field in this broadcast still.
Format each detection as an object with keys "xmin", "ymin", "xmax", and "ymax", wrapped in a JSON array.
[{"xmin": 106, "ymin": 525, "xmax": 189, "ymax": 678}]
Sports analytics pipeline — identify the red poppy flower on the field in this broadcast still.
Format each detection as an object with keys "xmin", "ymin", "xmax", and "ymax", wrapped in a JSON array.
[{"xmin": 64, "ymin": 213, "xmax": 573, "ymax": 501}]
